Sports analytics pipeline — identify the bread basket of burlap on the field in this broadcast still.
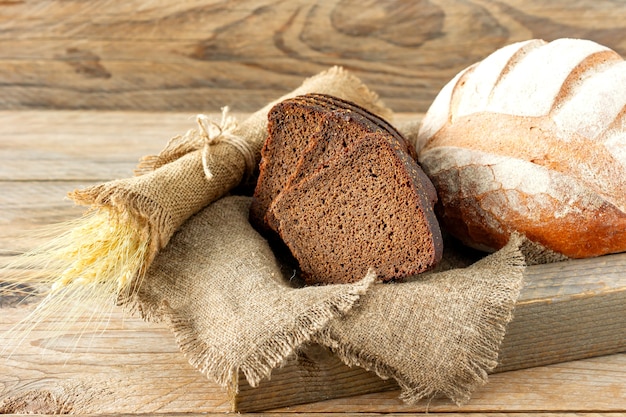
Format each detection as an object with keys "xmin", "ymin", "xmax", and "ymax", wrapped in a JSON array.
[{"xmin": 4, "ymin": 66, "xmax": 527, "ymax": 407}]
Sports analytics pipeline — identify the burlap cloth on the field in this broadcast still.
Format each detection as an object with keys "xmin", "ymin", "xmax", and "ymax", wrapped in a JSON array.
[
  {"xmin": 67, "ymin": 67, "xmax": 527, "ymax": 406},
  {"xmin": 313, "ymin": 237, "xmax": 525, "ymax": 405},
  {"xmin": 135, "ymin": 196, "xmax": 375, "ymax": 390},
  {"xmin": 138, "ymin": 194, "xmax": 525, "ymax": 405}
]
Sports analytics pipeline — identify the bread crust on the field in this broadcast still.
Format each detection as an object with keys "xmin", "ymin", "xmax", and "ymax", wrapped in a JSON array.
[{"xmin": 423, "ymin": 147, "xmax": 626, "ymax": 257}]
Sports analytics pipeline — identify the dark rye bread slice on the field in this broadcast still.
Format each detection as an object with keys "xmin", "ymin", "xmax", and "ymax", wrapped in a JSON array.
[
  {"xmin": 249, "ymin": 99, "xmax": 325, "ymax": 233},
  {"xmin": 264, "ymin": 108, "xmax": 429, "ymax": 231},
  {"xmin": 269, "ymin": 132, "xmax": 443, "ymax": 285},
  {"xmin": 250, "ymin": 94, "xmax": 414, "ymax": 232},
  {"xmin": 288, "ymin": 109, "xmax": 419, "ymax": 192}
]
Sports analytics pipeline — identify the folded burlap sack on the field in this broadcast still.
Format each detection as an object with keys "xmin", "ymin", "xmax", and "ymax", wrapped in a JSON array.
[
  {"xmin": 314, "ymin": 236, "xmax": 525, "ymax": 405},
  {"xmin": 90, "ymin": 66, "xmax": 526, "ymax": 404},
  {"xmin": 135, "ymin": 193, "xmax": 525, "ymax": 405}
]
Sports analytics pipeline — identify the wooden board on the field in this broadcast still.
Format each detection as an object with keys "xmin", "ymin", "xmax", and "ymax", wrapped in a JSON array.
[
  {"xmin": 1, "ymin": 0, "xmax": 625, "ymax": 113},
  {"xmin": 0, "ymin": 110, "xmax": 625, "ymax": 415}
]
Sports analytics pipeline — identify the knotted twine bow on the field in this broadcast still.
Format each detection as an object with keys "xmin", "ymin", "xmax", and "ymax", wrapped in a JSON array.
[{"xmin": 196, "ymin": 108, "xmax": 257, "ymax": 181}]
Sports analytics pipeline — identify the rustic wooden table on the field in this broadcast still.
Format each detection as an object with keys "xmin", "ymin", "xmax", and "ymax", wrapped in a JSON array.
[{"xmin": 1, "ymin": 111, "xmax": 624, "ymax": 415}]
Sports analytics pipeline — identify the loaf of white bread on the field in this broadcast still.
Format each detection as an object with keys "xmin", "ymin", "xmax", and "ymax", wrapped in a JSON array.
[{"xmin": 414, "ymin": 38, "xmax": 626, "ymax": 258}]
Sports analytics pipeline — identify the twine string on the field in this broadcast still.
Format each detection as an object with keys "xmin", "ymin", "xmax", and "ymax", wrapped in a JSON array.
[{"xmin": 197, "ymin": 107, "xmax": 256, "ymax": 180}]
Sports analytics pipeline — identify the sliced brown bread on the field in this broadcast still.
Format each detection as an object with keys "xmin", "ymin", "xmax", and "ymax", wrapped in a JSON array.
[
  {"xmin": 249, "ymin": 93, "xmax": 416, "ymax": 233},
  {"xmin": 268, "ymin": 132, "xmax": 443, "ymax": 285},
  {"xmin": 265, "ymin": 109, "xmax": 427, "ymax": 231},
  {"xmin": 249, "ymin": 99, "xmax": 323, "ymax": 233}
]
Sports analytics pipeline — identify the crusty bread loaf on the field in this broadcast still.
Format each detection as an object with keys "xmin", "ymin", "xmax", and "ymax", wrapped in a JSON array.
[
  {"xmin": 414, "ymin": 38, "xmax": 626, "ymax": 258},
  {"xmin": 269, "ymin": 132, "xmax": 443, "ymax": 285}
]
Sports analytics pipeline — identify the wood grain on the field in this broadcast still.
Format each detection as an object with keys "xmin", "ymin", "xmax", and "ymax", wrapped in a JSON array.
[
  {"xmin": 1, "ymin": 0, "xmax": 624, "ymax": 112},
  {"xmin": 0, "ymin": 111, "xmax": 221, "ymax": 181},
  {"xmin": 1, "ymin": 414, "xmax": 623, "ymax": 417},
  {"xmin": 0, "ymin": 306, "xmax": 234, "ymax": 413}
]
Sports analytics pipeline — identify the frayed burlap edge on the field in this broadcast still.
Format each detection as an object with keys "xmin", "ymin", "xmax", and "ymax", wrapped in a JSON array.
[
  {"xmin": 134, "ymin": 133, "xmax": 203, "ymax": 175},
  {"xmin": 134, "ymin": 124, "xmax": 207, "ymax": 175},
  {"xmin": 139, "ymin": 270, "xmax": 377, "ymax": 392},
  {"xmin": 404, "ymin": 235, "xmax": 525, "ymax": 405},
  {"xmin": 315, "ymin": 235, "xmax": 526, "ymax": 406}
]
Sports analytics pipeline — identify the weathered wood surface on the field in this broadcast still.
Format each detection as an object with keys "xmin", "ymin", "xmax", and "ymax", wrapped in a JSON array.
[
  {"xmin": 1, "ymin": 304, "xmax": 625, "ymax": 414},
  {"xmin": 0, "ymin": 111, "xmax": 625, "ymax": 414},
  {"xmin": 1, "ymin": 0, "xmax": 625, "ymax": 113}
]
